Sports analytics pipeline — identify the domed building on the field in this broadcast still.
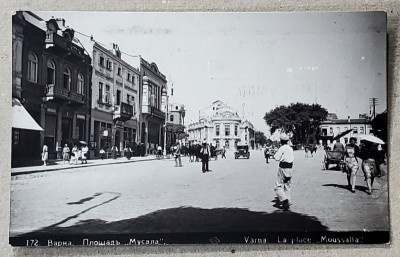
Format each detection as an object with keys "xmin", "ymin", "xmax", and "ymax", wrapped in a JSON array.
[{"xmin": 187, "ymin": 100, "xmax": 255, "ymax": 149}]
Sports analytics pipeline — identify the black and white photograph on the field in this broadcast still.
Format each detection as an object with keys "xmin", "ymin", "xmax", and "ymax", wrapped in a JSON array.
[{"xmin": 10, "ymin": 11, "xmax": 389, "ymax": 246}]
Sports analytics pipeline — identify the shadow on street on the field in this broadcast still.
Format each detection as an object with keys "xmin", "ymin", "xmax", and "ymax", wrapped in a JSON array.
[
  {"xmin": 322, "ymin": 183, "xmax": 369, "ymax": 192},
  {"xmin": 20, "ymin": 206, "xmax": 329, "ymax": 236}
]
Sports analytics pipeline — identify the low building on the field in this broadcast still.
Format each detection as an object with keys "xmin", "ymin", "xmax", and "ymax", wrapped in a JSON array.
[
  {"xmin": 187, "ymin": 100, "xmax": 255, "ymax": 149},
  {"xmin": 319, "ymin": 115, "xmax": 373, "ymax": 145}
]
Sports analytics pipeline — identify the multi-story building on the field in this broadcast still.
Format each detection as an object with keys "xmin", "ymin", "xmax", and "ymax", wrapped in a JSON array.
[
  {"xmin": 319, "ymin": 115, "xmax": 373, "ymax": 145},
  {"xmin": 90, "ymin": 42, "xmax": 140, "ymax": 155},
  {"xmin": 187, "ymin": 100, "xmax": 255, "ymax": 149},
  {"xmin": 139, "ymin": 58, "xmax": 167, "ymax": 153},
  {"xmin": 168, "ymin": 103, "xmax": 185, "ymax": 125},
  {"xmin": 12, "ymin": 12, "xmax": 92, "ymax": 165}
]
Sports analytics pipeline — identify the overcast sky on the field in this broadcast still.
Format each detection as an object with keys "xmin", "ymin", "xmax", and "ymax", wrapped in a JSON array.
[{"xmin": 37, "ymin": 11, "xmax": 387, "ymax": 135}]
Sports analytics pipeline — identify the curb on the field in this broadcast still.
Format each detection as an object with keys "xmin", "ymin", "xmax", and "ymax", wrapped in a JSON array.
[{"xmin": 11, "ymin": 157, "xmax": 165, "ymax": 176}]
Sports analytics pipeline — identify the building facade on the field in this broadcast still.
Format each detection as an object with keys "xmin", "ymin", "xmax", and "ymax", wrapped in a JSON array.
[
  {"xmin": 187, "ymin": 100, "xmax": 255, "ymax": 149},
  {"xmin": 90, "ymin": 42, "xmax": 140, "ymax": 155},
  {"xmin": 168, "ymin": 103, "xmax": 185, "ymax": 125},
  {"xmin": 139, "ymin": 58, "xmax": 167, "ymax": 153},
  {"xmin": 12, "ymin": 12, "xmax": 92, "ymax": 165},
  {"xmin": 320, "ymin": 115, "xmax": 373, "ymax": 145}
]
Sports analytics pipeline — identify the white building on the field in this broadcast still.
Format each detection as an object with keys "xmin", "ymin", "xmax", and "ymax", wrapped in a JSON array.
[
  {"xmin": 320, "ymin": 115, "xmax": 373, "ymax": 145},
  {"xmin": 187, "ymin": 100, "xmax": 255, "ymax": 149}
]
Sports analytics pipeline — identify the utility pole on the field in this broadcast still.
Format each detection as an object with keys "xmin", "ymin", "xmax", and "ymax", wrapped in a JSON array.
[{"xmin": 369, "ymin": 98, "xmax": 379, "ymax": 119}]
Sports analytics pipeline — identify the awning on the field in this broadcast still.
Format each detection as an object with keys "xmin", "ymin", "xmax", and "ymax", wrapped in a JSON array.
[{"xmin": 12, "ymin": 98, "xmax": 43, "ymax": 131}]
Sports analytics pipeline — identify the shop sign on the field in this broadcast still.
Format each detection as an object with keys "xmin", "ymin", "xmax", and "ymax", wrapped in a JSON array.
[
  {"xmin": 77, "ymin": 114, "xmax": 86, "ymax": 120},
  {"xmin": 47, "ymin": 108, "xmax": 57, "ymax": 114}
]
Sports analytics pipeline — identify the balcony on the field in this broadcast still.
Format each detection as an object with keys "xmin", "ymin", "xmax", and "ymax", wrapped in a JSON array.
[
  {"xmin": 45, "ymin": 84, "xmax": 85, "ymax": 104},
  {"xmin": 114, "ymin": 102, "xmax": 133, "ymax": 121},
  {"xmin": 45, "ymin": 31, "xmax": 90, "ymax": 63}
]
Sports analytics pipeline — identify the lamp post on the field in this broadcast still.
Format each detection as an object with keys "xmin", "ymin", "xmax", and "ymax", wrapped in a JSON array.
[{"xmin": 163, "ymin": 94, "xmax": 168, "ymax": 158}]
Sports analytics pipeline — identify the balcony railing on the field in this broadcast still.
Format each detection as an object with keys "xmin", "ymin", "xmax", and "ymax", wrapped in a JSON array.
[
  {"xmin": 45, "ymin": 31, "xmax": 87, "ymax": 61},
  {"xmin": 114, "ymin": 102, "xmax": 133, "ymax": 121},
  {"xmin": 45, "ymin": 84, "xmax": 85, "ymax": 104}
]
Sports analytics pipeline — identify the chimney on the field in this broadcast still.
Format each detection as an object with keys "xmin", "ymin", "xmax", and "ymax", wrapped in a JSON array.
[{"xmin": 347, "ymin": 116, "xmax": 350, "ymax": 123}]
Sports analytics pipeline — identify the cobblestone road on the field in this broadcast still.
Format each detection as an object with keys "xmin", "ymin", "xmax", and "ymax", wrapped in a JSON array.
[{"xmin": 10, "ymin": 149, "xmax": 389, "ymax": 236}]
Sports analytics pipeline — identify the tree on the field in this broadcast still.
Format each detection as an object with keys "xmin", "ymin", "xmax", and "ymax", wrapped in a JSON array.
[
  {"xmin": 263, "ymin": 102, "xmax": 328, "ymax": 144},
  {"xmin": 255, "ymin": 131, "xmax": 268, "ymax": 146},
  {"xmin": 370, "ymin": 111, "xmax": 387, "ymax": 141}
]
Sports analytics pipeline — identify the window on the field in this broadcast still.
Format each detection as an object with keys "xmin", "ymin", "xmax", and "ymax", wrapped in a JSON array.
[
  {"xmin": 63, "ymin": 67, "xmax": 71, "ymax": 90},
  {"xmin": 47, "ymin": 59, "xmax": 55, "ymax": 84},
  {"xmin": 99, "ymin": 56, "xmax": 104, "ymax": 67},
  {"xmin": 27, "ymin": 52, "xmax": 38, "ymax": 83},
  {"xmin": 106, "ymin": 59, "xmax": 112, "ymax": 70},
  {"xmin": 234, "ymin": 124, "xmax": 238, "ymax": 136},
  {"xmin": 216, "ymin": 124, "xmax": 220, "ymax": 136},
  {"xmin": 98, "ymin": 82, "xmax": 103, "ymax": 102},
  {"xmin": 329, "ymin": 127, "xmax": 333, "ymax": 134},
  {"xmin": 225, "ymin": 124, "xmax": 230, "ymax": 136},
  {"xmin": 175, "ymin": 106, "xmax": 178, "ymax": 110},
  {"xmin": 127, "ymin": 94, "xmax": 130, "ymax": 104},
  {"xmin": 127, "ymin": 73, "xmax": 131, "ymax": 82},
  {"xmin": 133, "ymin": 76, "xmax": 136, "ymax": 85},
  {"xmin": 105, "ymin": 85, "xmax": 110, "ymax": 103},
  {"xmin": 117, "ymin": 67, "xmax": 121, "ymax": 76},
  {"xmin": 353, "ymin": 127, "xmax": 358, "ymax": 134},
  {"xmin": 116, "ymin": 90, "xmax": 121, "ymax": 105},
  {"xmin": 344, "ymin": 127, "xmax": 348, "ymax": 131},
  {"xmin": 360, "ymin": 127, "xmax": 364, "ymax": 134},
  {"xmin": 77, "ymin": 73, "xmax": 84, "ymax": 95},
  {"xmin": 170, "ymin": 115, "xmax": 174, "ymax": 122}
]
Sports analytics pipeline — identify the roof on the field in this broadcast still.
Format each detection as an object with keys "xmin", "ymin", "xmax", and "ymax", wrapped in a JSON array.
[{"xmin": 321, "ymin": 118, "xmax": 370, "ymax": 125}]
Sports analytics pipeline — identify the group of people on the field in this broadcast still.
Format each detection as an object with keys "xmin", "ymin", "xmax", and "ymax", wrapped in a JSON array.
[
  {"xmin": 168, "ymin": 140, "xmax": 227, "ymax": 173},
  {"xmin": 340, "ymin": 138, "xmax": 386, "ymax": 195},
  {"xmin": 61, "ymin": 144, "xmax": 89, "ymax": 165}
]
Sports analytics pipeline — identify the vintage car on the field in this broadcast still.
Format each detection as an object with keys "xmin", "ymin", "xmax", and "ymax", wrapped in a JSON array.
[{"xmin": 235, "ymin": 144, "xmax": 250, "ymax": 159}]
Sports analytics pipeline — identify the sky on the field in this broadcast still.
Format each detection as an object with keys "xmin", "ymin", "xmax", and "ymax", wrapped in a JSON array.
[{"xmin": 36, "ymin": 11, "xmax": 387, "ymax": 135}]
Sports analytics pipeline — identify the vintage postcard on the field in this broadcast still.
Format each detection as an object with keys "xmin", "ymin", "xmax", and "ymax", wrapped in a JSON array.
[{"xmin": 10, "ymin": 11, "xmax": 388, "ymax": 246}]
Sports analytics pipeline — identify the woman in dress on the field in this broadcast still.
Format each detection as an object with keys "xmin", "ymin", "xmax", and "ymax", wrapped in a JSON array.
[{"xmin": 42, "ymin": 144, "xmax": 49, "ymax": 166}]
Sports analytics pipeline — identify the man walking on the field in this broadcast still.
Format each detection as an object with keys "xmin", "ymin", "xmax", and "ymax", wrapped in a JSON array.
[
  {"xmin": 344, "ymin": 137, "xmax": 360, "ymax": 193},
  {"xmin": 200, "ymin": 142, "xmax": 210, "ymax": 173},
  {"xmin": 221, "ymin": 146, "xmax": 226, "ymax": 159},
  {"xmin": 273, "ymin": 134, "xmax": 294, "ymax": 210},
  {"xmin": 174, "ymin": 140, "xmax": 182, "ymax": 167}
]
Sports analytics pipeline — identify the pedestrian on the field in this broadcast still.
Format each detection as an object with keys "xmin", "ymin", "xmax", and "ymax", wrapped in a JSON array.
[
  {"xmin": 112, "ymin": 145, "xmax": 118, "ymax": 159},
  {"xmin": 344, "ymin": 137, "xmax": 360, "ymax": 193},
  {"xmin": 333, "ymin": 140, "xmax": 345, "ymax": 153},
  {"xmin": 99, "ymin": 148, "xmax": 106, "ymax": 160},
  {"xmin": 174, "ymin": 140, "xmax": 182, "ymax": 167},
  {"xmin": 81, "ymin": 144, "xmax": 89, "ymax": 164},
  {"xmin": 360, "ymin": 140, "xmax": 379, "ymax": 195},
  {"xmin": 157, "ymin": 145, "xmax": 163, "ymax": 160},
  {"xmin": 42, "ymin": 144, "xmax": 49, "ymax": 166},
  {"xmin": 71, "ymin": 145, "xmax": 78, "ymax": 165},
  {"xmin": 200, "ymin": 142, "xmax": 210, "ymax": 173},
  {"xmin": 62, "ymin": 144, "xmax": 70, "ymax": 164},
  {"xmin": 273, "ymin": 134, "xmax": 294, "ymax": 210},
  {"xmin": 221, "ymin": 146, "xmax": 227, "ymax": 159},
  {"xmin": 264, "ymin": 147, "xmax": 270, "ymax": 163},
  {"xmin": 125, "ymin": 145, "xmax": 132, "ymax": 160}
]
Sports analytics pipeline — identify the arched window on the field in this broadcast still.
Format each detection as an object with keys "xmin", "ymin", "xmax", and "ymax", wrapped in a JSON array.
[
  {"xmin": 63, "ymin": 67, "xmax": 71, "ymax": 90},
  {"xmin": 27, "ymin": 52, "xmax": 38, "ymax": 83},
  {"xmin": 77, "ymin": 73, "xmax": 84, "ymax": 95},
  {"xmin": 46, "ymin": 59, "xmax": 56, "ymax": 85}
]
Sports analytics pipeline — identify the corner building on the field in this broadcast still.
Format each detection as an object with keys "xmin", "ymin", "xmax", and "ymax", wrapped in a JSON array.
[{"xmin": 12, "ymin": 12, "xmax": 92, "ymax": 164}]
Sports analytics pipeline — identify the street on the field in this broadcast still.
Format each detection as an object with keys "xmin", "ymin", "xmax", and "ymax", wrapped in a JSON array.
[{"xmin": 10, "ymin": 149, "xmax": 389, "ymax": 237}]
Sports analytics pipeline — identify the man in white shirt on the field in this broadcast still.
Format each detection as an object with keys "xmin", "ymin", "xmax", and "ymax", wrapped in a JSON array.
[{"xmin": 273, "ymin": 134, "xmax": 294, "ymax": 210}]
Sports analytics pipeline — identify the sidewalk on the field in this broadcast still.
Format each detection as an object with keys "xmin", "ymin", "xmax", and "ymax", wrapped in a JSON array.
[{"xmin": 11, "ymin": 155, "xmax": 164, "ymax": 176}]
